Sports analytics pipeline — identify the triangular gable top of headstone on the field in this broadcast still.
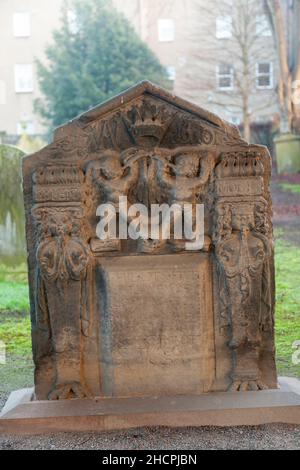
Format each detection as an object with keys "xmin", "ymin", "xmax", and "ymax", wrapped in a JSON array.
[
  {"xmin": 28, "ymin": 81, "xmax": 244, "ymax": 159},
  {"xmin": 55, "ymin": 80, "xmax": 241, "ymax": 137}
]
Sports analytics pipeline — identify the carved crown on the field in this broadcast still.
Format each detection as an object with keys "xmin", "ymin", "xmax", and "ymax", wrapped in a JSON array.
[{"xmin": 123, "ymin": 101, "xmax": 174, "ymax": 147}]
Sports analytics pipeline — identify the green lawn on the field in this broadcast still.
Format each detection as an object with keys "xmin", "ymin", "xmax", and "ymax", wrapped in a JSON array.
[
  {"xmin": 0, "ymin": 282, "xmax": 29, "ymax": 312},
  {"xmin": 274, "ymin": 233, "xmax": 300, "ymax": 377},
  {"xmin": 0, "ymin": 268, "xmax": 33, "ymax": 395},
  {"xmin": 0, "ymin": 233, "xmax": 299, "ymax": 382},
  {"xmin": 0, "ymin": 263, "xmax": 31, "ymax": 358},
  {"xmin": 278, "ymin": 183, "xmax": 300, "ymax": 194}
]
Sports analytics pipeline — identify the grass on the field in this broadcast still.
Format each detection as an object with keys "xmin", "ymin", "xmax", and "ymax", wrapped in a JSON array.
[
  {"xmin": 0, "ymin": 282, "xmax": 29, "ymax": 312},
  {"xmin": 0, "ymin": 263, "xmax": 29, "ymax": 312},
  {"xmin": 278, "ymin": 182, "xmax": 300, "ymax": 194},
  {"xmin": 0, "ymin": 312, "xmax": 31, "ymax": 356},
  {"xmin": 274, "ymin": 232, "xmax": 300, "ymax": 377},
  {"xmin": 0, "ymin": 232, "xmax": 299, "ymax": 395},
  {"xmin": 0, "ymin": 262, "xmax": 28, "ymax": 283},
  {"xmin": 0, "ymin": 264, "xmax": 31, "ymax": 359}
]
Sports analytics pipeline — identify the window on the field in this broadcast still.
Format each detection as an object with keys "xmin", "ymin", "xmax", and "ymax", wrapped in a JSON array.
[
  {"xmin": 256, "ymin": 15, "xmax": 272, "ymax": 37},
  {"xmin": 166, "ymin": 66, "xmax": 176, "ymax": 81},
  {"xmin": 256, "ymin": 62, "xmax": 273, "ymax": 89},
  {"xmin": 14, "ymin": 64, "xmax": 34, "ymax": 93},
  {"xmin": 17, "ymin": 120, "xmax": 36, "ymax": 135},
  {"xmin": 217, "ymin": 64, "xmax": 234, "ymax": 90},
  {"xmin": 158, "ymin": 19, "xmax": 175, "ymax": 42},
  {"xmin": 216, "ymin": 16, "xmax": 232, "ymax": 39},
  {"xmin": 13, "ymin": 12, "xmax": 31, "ymax": 37}
]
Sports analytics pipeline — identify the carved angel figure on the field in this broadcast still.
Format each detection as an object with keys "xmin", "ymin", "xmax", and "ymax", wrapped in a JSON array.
[
  {"xmin": 153, "ymin": 147, "xmax": 215, "ymax": 251},
  {"xmin": 156, "ymin": 148, "xmax": 215, "ymax": 205},
  {"xmin": 86, "ymin": 150, "xmax": 140, "ymax": 204},
  {"xmin": 85, "ymin": 150, "xmax": 142, "ymax": 243},
  {"xmin": 215, "ymin": 203, "xmax": 273, "ymax": 391}
]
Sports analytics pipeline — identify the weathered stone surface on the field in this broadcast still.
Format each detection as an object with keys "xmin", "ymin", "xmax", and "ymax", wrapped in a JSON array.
[
  {"xmin": 22, "ymin": 81, "xmax": 277, "ymax": 401},
  {"xmin": 1, "ymin": 387, "xmax": 300, "ymax": 434},
  {"xmin": 97, "ymin": 254, "xmax": 215, "ymax": 397}
]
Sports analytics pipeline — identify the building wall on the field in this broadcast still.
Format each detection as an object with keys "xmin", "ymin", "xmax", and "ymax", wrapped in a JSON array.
[
  {"xmin": 113, "ymin": 0, "xmax": 191, "ymax": 95},
  {"xmin": 0, "ymin": 0, "xmax": 62, "ymax": 137},
  {"xmin": 0, "ymin": 0, "xmax": 289, "ymax": 138},
  {"xmin": 114, "ymin": 0, "xmax": 280, "ymax": 127}
]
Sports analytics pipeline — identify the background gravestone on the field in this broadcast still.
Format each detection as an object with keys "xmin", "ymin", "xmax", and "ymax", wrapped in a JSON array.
[
  {"xmin": 0, "ymin": 145, "xmax": 26, "ymax": 267},
  {"xmin": 22, "ymin": 81, "xmax": 277, "ymax": 400}
]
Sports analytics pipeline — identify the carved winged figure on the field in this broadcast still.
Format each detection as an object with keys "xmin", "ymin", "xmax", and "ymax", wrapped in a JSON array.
[
  {"xmin": 152, "ymin": 147, "xmax": 215, "ymax": 251},
  {"xmin": 86, "ymin": 149, "xmax": 142, "ymax": 205}
]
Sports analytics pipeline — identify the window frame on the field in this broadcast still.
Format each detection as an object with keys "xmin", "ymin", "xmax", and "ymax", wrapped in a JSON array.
[
  {"xmin": 216, "ymin": 64, "xmax": 234, "ymax": 91},
  {"xmin": 17, "ymin": 120, "xmax": 36, "ymax": 136},
  {"xmin": 14, "ymin": 64, "xmax": 34, "ymax": 93},
  {"xmin": 13, "ymin": 12, "xmax": 31, "ymax": 38},
  {"xmin": 216, "ymin": 15, "xmax": 233, "ymax": 39},
  {"xmin": 255, "ymin": 14, "xmax": 272, "ymax": 37},
  {"xmin": 256, "ymin": 62, "xmax": 273, "ymax": 90},
  {"xmin": 158, "ymin": 19, "xmax": 175, "ymax": 42}
]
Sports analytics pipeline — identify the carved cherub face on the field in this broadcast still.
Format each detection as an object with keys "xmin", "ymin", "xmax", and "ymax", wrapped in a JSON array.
[
  {"xmin": 174, "ymin": 154, "xmax": 199, "ymax": 177},
  {"xmin": 48, "ymin": 213, "xmax": 72, "ymax": 237},
  {"xmin": 100, "ymin": 156, "xmax": 124, "ymax": 180},
  {"xmin": 232, "ymin": 213, "xmax": 255, "ymax": 231}
]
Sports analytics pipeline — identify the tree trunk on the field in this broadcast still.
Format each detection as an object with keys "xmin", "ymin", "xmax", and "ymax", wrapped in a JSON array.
[
  {"xmin": 293, "ymin": 2, "xmax": 300, "ymax": 132},
  {"xmin": 242, "ymin": 88, "xmax": 251, "ymax": 142},
  {"xmin": 271, "ymin": 0, "xmax": 293, "ymax": 133},
  {"xmin": 243, "ymin": 112, "xmax": 251, "ymax": 142}
]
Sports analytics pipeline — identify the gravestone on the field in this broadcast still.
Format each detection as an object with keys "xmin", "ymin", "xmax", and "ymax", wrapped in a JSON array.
[
  {"xmin": 21, "ymin": 81, "xmax": 278, "ymax": 401},
  {"xmin": 0, "ymin": 145, "xmax": 26, "ymax": 266}
]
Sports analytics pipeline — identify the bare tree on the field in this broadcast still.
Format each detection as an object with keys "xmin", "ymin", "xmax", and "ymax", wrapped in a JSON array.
[
  {"xmin": 177, "ymin": 0, "xmax": 277, "ymax": 141},
  {"xmin": 264, "ymin": 0, "xmax": 300, "ymax": 133}
]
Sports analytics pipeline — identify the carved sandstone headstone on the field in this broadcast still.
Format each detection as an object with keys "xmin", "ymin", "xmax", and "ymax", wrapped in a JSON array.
[{"xmin": 22, "ymin": 81, "xmax": 277, "ymax": 400}]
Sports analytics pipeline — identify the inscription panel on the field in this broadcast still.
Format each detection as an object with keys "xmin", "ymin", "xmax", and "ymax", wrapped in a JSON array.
[
  {"xmin": 216, "ymin": 177, "xmax": 263, "ymax": 197},
  {"xmin": 33, "ymin": 185, "xmax": 82, "ymax": 203},
  {"xmin": 98, "ymin": 254, "xmax": 215, "ymax": 397}
]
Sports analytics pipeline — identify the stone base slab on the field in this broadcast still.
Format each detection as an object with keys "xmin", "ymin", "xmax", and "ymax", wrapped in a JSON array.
[{"xmin": 1, "ymin": 379, "xmax": 300, "ymax": 434}]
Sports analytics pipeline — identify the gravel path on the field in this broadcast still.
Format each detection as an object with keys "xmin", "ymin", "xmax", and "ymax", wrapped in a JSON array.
[{"xmin": 0, "ymin": 424, "xmax": 299, "ymax": 450}]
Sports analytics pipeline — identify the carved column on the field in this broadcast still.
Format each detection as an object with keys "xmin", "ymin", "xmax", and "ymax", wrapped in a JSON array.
[
  {"xmin": 213, "ymin": 151, "xmax": 274, "ymax": 391},
  {"xmin": 31, "ymin": 165, "xmax": 91, "ymax": 399}
]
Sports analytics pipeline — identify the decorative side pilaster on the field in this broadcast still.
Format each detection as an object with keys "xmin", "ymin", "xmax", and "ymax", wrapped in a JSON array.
[
  {"xmin": 213, "ymin": 151, "xmax": 275, "ymax": 391},
  {"xmin": 31, "ymin": 165, "xmax": 92, "ymax": 399}
]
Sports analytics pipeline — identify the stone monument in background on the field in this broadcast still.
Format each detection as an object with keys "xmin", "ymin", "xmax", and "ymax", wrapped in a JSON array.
[{"xmin": 2, "ymin": 82, "xmax": 299, "ymax": 432}]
